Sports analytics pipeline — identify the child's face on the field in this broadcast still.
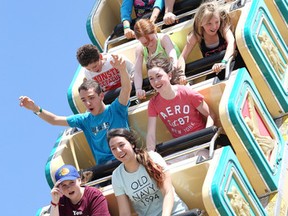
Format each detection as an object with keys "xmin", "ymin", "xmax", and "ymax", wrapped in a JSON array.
[
  {"xmin": 109, "ymin": 136, "xmax": 135, "ymax": 163},
  {"xmin": 148, "ymin": 66, "xmax": 172, "ymax": 93},
  {"xmin": 86, "ymin": 60, "xmax": 103, "ymax": 73},
  {"xmin": 79, "ymin": 87, "xmax": 104, "ymax": 115},
  {"xmin": 138, "ymin": 34, "xmax": 157, "ymax": 48},
  {"xmin": 201, "ymin": 14, "xmax": 220, "ymax": 36},
  {"xmin": 58, "ymin": 179, "xmax": 81, "ymax": 200}
]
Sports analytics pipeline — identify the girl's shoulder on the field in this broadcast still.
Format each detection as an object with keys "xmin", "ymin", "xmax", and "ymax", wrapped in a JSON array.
[
  {"xmin": 177, "ymin": 84, "xmax": 191, "ymax": 92},
  {"xmin": 148, "ymin": 150, "xmax": 162, "ymax": 159},
  {"xmin": 148, "ymin": 151, "xmax": 168, "ymax": 170},
  {"xmin": 177, "ymin": 85, "xmax": 201, "ymax": 97},
  {"xmin": 112, "ymin": 163, "xmax": 125, "ymax": 176},
  {"xmin": 187, "ymin": 32, "xmax": 199, "ymax": 44},
  {"xmin": 159, "ymin": 33, "xmax": 172, "ymax": 42},
  {"xmin": 136, "ymin": 43, "xmax": 144, "ymax": 54},
  {"xmin": 149, "ymin": 92, "xmax": 161, "ymax": 102}
]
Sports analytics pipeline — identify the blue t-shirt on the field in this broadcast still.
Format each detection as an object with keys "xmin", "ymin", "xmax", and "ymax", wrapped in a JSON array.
[
  {"xmin": 121, "ymin": 0, "xmax": 164, "ymax": 23},
  {"xmin": 67, "ymin": 98, "xmax": 130, "ymax": 165}
]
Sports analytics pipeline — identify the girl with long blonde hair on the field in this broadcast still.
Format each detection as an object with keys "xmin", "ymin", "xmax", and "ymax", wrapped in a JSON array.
[{"xmin": 178, "ymin": 0, "xmax": 236, "ymax": 80}]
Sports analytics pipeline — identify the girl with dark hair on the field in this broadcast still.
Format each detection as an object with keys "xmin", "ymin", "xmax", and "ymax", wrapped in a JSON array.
[
  {"xmin": 107, "ymin": 128, "xmax": 188, "ymax": 216},
  {"xmin": 146, "ymin": 54, "xmax": 215, "ymax": 152}
]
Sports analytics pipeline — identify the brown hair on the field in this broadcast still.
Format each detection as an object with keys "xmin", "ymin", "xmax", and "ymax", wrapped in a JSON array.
[
  {"xmin": 78, "ymin": 80, "xmax": 103, "ymax": 95},
  {"xmin": 76, "ymin": 44, "xmax": 100, "ymax": 67},
  {"xmin": 107, "ymin": 128, "xmax": 165, "ymax": 188},
  {"xmin": 134, "ymin": 19, "xmax": 158, "ymax": 40},
  {"xmin": 146, "ymin": 54, "xmax": 184, "ymax": 85}
]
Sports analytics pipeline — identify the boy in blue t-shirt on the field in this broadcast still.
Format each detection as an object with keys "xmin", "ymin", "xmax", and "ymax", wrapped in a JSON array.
[{"xmin": 19, "ymin": 54, "xmax": 131, "ymax": 165}]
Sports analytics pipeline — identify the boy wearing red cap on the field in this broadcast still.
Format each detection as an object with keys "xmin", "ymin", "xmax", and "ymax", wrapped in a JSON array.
[{"xmin": 50, "ymin": 164, "xmax": 110, "ymax": 216}]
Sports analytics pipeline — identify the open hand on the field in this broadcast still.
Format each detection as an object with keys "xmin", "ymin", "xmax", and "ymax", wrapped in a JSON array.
[
  {"xmin": 51, "ymin": 186, "xmax": 62, "ymax": 204},
  {"xmin": 19, "ymin": 96, "xmax": 38, "ymax": 111},
  {"xmin": 111, "ymin": 54, "xmax": 127, "ymax": 72}
]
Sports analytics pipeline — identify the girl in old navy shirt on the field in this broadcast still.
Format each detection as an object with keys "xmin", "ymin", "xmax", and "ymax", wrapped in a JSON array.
[
  {"xmin": 108, "ymin": 128, "xmax": 189, "ymax": 216},
  {"xmin": 146, "ymin": 54, "xmax": 215, "ymax": 151},
  {"xmin": 178, "ymin": 0, "xmax": 236, "ymax": 80}
]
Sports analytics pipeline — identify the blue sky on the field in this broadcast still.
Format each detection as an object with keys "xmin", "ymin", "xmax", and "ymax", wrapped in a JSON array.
[{"xmin": 1, "ymin": 1, "xmax": 95, "ymax": 215}]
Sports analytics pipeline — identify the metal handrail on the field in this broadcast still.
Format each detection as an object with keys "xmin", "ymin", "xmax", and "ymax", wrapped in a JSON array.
[
  {"xmin": 85, "ymin": 127, "xmax": 222, "ymax": 187},
  {"xmin": 186, "ymin": 55, "xmax": 234, "ymax": 83},
  {"xmin": 128, "ymin": 55, "xmax": 234, "ymax": 104},
  {"xmin": 163, "ymin": 127, "xmax": 222, "ymax": 162},
  {"xmin": 103, "ymin": 9, "xmax": 197, "ymax": 53},
  {"xmin": 85, "ymin": 175, "xmax": 112, "ymax": 187}
]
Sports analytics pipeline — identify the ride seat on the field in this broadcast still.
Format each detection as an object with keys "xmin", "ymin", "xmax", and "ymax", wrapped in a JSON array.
[
  {"xmin": 82, "ymin": 126, "xmax": 219, "ymax": 183},
  {"xmin": 113, "ymin": 0, "xmax": 202, "ymax": 38}
]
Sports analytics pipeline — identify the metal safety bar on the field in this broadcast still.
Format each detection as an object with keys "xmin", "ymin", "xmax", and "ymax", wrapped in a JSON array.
[
  {"xmin": 85, "ymin": 127, "xmax": 223, "ymax": 187},
  {"xmin": 85, "ymin": 175, "xmax": 112, "ymax": 187},
  {"xmin": 186, "ymin": 55, "xmax": 234, "ymax": 83},
  {"xmin": 128, "ymin": 55, "xmax": 234, "ymax": 104},
  {"xmin": 163, "ymin": 127, "xmax": 222, "ymax": 162},
  {"xmin": 103, "ymin": 9, "xmax": 197, "ymax": 53}
]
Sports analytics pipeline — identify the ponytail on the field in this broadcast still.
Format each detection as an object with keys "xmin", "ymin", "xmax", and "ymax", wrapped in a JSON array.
[{"xmin": 135, "ymin": 148, "xmax": 165, "ymax": 188}]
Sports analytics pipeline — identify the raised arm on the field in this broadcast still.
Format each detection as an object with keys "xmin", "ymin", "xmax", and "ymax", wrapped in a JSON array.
[
  {"xmin": 178, "ymin": 33, "xmax": 197, "ymax": 73},
  {"xmin": 163, "ymin": 0, "xmax": 176, "ymax": 25},
  {"xmin": 160, "ymin": 170, "xmax": 175, "ymax": 216},
  {"xmin": 146, "ymin": 116, "xmax": 157, "ymax": 151},
  {"xmin": 161, "ymin": 34, "xmax": 178, "ymax": 67},
  {"xmin": 110, "ymin": 54, "xmax": 132, "ymax": 106},
  {"xmin": 19, "ymin": 96, "xmax": 68, "ymax": 126},
  {"xmin": 116, "ymin": 195, "xmax": 132, "ymax": 216},
  {"xmin": 134, "ymin": 45, "xmax": 146, "ymax": 100},
  {"xmin": 196, "ymin": 100, "xmax": 215, "ymax": 128},
  {"xmin": 121, "ymin": 0, "xmax": 135, "ymax": 39},
  {"xmin": 150, "ymin": 0, "xmax": 164, "ymax": 23},
  {"xmin": 50, "ymin": 186, "xmax": 61, "ymax": 216}
]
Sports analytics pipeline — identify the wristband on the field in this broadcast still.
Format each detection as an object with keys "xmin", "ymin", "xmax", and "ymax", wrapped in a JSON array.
[
  {"xmin": 123, "ymin": 25, "xmax": 130, "ymax": 29},
  {"xmin": 34, "ymin": 107, "xmax": 42, "ymax": 115},
  {"xmin": 221, "ymin": 59, "xmax": 228, "ymax": 64},
  {"xmin": 50, "ymin": 201, "xmax": 58, "ymax": 207}
]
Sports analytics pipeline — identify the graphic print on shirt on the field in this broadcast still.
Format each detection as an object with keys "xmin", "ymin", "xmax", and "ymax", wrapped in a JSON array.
[
  {"xmin": 93, "ymin": 68, "xmax": 121, "ymax": 91},
  {"xmin": 131, "ymin": 175, "xmax": 160, "ymax": 206},
  {"xmin": 72, "ymin": 210, "xmax": 83, "ymax": 215},
  {"xmin": 159, "ymin": 104, "xmax": 196, "ymax": 136},
  {"xmin": 92, "ymin": 122, "xmax": 110, "ymax": 135},
  {"xmin": 203, "ymin": 41, "xmax": 227, "ymax": 57},
  {"xmin": 134, "ymin": 0, "xmax": 155, "ymax": 18},
  {"xmin": 201, "ymin": 32, "xmax": 227, "ymax": 57}
]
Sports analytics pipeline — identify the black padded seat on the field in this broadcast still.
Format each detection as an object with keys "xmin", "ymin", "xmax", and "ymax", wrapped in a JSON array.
[
  {"xmin": 103, "ymin": 78, "xmax": 152, "ymax": 104},
  {"xmin": 185, "ymin": 50, "xmax": 226, "ymax": 77},
  {"xmin": 156, "ymin": 126, "xmax": 218, "ymax": 157},
  {"xmin": 84, "ymin": 126, "xmax": 218, "ymax": 183},
  {"xmin": 82, "ymin": 159, "xmax": 121, "ymax": 182}
]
